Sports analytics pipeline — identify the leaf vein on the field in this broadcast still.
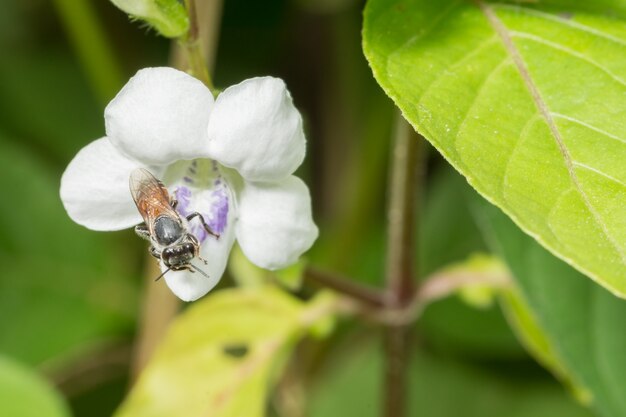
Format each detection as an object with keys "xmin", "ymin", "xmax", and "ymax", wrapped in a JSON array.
[
  {"xmin": 573, "ymin": 162, "xmax": 626, "ymax": 189},
  {"xmin": 492, "ymin": 3, "xmax": 626, "ymax": 48},
  {"xmin": 511, "ymin": 31, "xmax": 626, "ymax": 88},
  {"xmin": 551, "ymin": 113, "xmax": 626, "ymax": 145},
  {"xmin": 452, "ymin": 59, "xmax": 510, "ymax": 154},
  {"xmin": 502, "ymin": 113, "xmax": 541, "ymax": 195},
  {"xmin": 416, "ymin": 36, "xmax": 499, "ymax": 117},
  {"xmin": 476, "ymin": 0, "xmax": 626, "ymax": 266}
]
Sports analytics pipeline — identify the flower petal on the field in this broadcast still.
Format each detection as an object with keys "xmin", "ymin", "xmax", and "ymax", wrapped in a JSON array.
[
  {"xmin": 105, "ymin": 67, "xmax": 214, "ymax": 166},
  {"xmin": 207, "ymin": 77, "xmax": 306, "ymax": 182},
  {"xmin": 163, "ymin": 177, "xmax": 237, "ymax": 301},
  {"xmin": 235, "ymin": 176, "xmax": 318, "ymax": 269},
  {"xmin": 60, "ymin": 137, "xmax": 145, "ymax": 231}
]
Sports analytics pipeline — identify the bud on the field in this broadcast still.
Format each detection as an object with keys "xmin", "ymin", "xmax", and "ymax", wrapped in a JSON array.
[{"xmin": 110, "ymin": 0, "xmax": 189, "ymax": 38}]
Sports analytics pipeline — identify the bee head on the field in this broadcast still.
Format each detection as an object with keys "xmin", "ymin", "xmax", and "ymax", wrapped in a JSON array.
[{"xmin": 162, "ymin": 241, "xmax": 197, "ymax": 268}]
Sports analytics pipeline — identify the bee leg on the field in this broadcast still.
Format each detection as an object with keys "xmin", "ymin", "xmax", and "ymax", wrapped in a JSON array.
[
  {"xmin": 149, "ymin": 246, "xmax": 160, "ymax": 259},
  {"xmin": 186, "ymin": 212, "xmax": 220, "ymax": 239},
  {"xmin": 135, "ymin": 223, "xmax": 151, "ymax": 241},
  {"xmin": 170, "ymin": 198, "xmax": 178, "ymax": 209}
]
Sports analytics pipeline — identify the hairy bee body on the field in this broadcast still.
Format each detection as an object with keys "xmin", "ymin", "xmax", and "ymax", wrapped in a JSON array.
[{"xmin": 129, "ymin": 168, "xmax": 216, "ymax": 276}]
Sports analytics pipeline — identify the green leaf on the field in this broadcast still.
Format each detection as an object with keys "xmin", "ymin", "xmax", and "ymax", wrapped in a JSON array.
[
  {"xmin": 420, "ymin": 164, "xmax": 487, "ymax": 276},
  {"xmin": 474, "ymin": 195, "xmax": 626, "ymax": 417},
  {"xmin": 363, "ymin": 0, "xmax": 626, "ymax": 297},
  {"xmin": 110, "ymin": 0, "xmax": 189, "ymax": 38},
  {"xmin": 309, "ymin": 338, "xmax": 593, "ymax": 417},
  {"xmin": 115, "ymin": 287, "xmax": 337, "ymax": 417},
  {"xmin": 0, "ymin": 355, "xmax": 71, "ymax": 417},
  {"xmin": 500, "ymin": 287, "xmax": 591, "ymax": 404},
  {"xmin": 419, "ymin": 167, "xmax": 525, "ymax": 359}
]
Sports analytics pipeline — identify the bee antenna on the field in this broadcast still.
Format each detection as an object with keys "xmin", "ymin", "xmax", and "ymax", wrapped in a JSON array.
[
  {"xmin": 190, "ymin": 263, "xmax": 211, "ymax": 279},
  {"xmin": 154, "ymin": 267, "xmax": 171, "ymax": 282}
]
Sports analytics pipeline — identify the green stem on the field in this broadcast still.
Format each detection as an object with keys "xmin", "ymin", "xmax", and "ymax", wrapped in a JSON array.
[
  {"xmin": 382, "ymin": 113, "xmax": 424, "ymax": 417},
  {"xmin": 181, "ymin": 0, "xmax": 216, "ymax": 93},
  {"xmin": 51, "ymin": 0, "xmax": 125, "ymax": 104}
]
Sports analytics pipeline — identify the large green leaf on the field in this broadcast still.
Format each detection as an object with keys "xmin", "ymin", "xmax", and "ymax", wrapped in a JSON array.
[
  {"xmin": 474, "ymin": 195, "xmax": 626, "ymax": 417},
  {"xmin": 363, "ymin": 0, "xmax": 626, "ymax": 296},
  {"xmin": 115, "ymin": 287, "xmax": 336, "ymax": 417},
  {"xmin": 0, "ymin": 355, "xmax": 71, "ymax": 417}
]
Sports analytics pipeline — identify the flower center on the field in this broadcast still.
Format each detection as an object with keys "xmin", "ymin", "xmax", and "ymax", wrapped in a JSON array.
[{"xmin": 164, "ymin": 159, "xmax": 231, "ymax": 244}]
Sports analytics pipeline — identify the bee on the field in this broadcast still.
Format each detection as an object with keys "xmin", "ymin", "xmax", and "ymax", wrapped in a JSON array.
[{"xmin": 129, "ymin": 168, "xmax": 218, "ymax": 280}]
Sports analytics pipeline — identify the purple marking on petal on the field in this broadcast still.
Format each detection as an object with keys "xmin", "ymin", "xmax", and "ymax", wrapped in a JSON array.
[
  {"xmin": 183, "ymin": 176, "xmax": 193, "ymax": 184},
  {"xmin": 174, "ymin": 186, "xmax": 193, "ymax": 216},
  {"xmin": 208, "ymin": 187, "xmax": 229, "ymax": 235},
  {"xmin": 173, "ymin": 184, "xmax": 229, "ymax": 244}
]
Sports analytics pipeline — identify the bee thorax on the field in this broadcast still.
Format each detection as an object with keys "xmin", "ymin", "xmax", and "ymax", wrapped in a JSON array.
[{"xmin": 154, "ymin": 216, "xmax": 183, "ymax": 245}]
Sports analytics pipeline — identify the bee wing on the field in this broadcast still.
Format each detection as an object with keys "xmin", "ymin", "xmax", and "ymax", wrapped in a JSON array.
[{"xmin": 129, "ymin": 168, "xmax": 179, "ymax": 229}]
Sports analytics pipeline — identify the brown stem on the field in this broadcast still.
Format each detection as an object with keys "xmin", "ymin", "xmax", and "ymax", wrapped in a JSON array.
[
  {"xmin": 131, "ymin": 260, "xmax": 179, "ymax": 379},
  {"xmin": 131, "ymin": 0, "xmax": 223, "ymax": 380},
  {"xmin": 304, "ymin": 266, "xmax": 386, "ymax": 308},
  {"xmin": 382, "ymin": 113, "xmax": 423, "ymax": 417}
]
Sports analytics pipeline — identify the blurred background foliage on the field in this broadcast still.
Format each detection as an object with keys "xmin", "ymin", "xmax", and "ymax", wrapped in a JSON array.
[{"xmin": 0, "ymin": 0, "xmax": 592, "ymax": 415}]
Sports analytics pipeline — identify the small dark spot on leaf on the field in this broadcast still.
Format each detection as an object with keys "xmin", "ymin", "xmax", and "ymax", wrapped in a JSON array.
[{"xmin": 223, "ymin": 343, "xmax": 248, "ymax": 358}]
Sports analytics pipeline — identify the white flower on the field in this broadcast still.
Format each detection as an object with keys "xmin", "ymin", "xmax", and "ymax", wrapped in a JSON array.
[{"xmin": 60, "ymin": 67, "xmax": 318, "ymax": 301}]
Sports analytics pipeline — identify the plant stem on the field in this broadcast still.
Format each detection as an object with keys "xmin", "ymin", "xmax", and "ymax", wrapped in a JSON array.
[
  {"xmin": 304, "ymin": 266, "xmax": 386, "ymax": 307},
  {"xmin": 180, "ymin": 0, "xmax": 220, "ymax": 93},
  {"xmin": 131, "ymin": 0, "xmax": 223, "ymax": 380},
  {"xmin": 417, "ymin": 269, "xmax": 511, "ymax": 304},
  {"xmin": 131, "ymin": 260, "xmax": 179, "ymax": 379},
  {"xmin": 382, "ymin": 113, "xmax": 423, "ymax": 417}
]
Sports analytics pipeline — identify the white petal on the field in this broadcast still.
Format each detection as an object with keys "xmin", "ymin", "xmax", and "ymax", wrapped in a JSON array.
[
  {"xmin": 105, "ymin": 67, "xmax": 214, "ymax": 166},
  {"xmin": 60, "ymin": 138, "xmax": 145, "ymax": 231},
  {"xmin": 163, "ymin": 181, "xmax": 237, "ymax": 301},
  {"xmin": 236, "ymin": 176, "xmax": 318, "ymax": 269},
  {"xmin": 207, "ymin": 77, "xmax": 306, "ymax": 182}
]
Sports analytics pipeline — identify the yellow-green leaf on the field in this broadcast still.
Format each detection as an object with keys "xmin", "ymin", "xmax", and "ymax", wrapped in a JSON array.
[
  {"xmin": 114, "ymin": 287, "xmax": 337, "ymax": 417},
  {"xmin": 363, "ymin": 0, "xmax": 626, "ymax": 296}
]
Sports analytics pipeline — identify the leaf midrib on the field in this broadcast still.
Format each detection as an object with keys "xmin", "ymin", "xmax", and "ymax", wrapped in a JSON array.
[{"xmin": 476, "ymin": 0, "xmax": 626, "ymax": 268}]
